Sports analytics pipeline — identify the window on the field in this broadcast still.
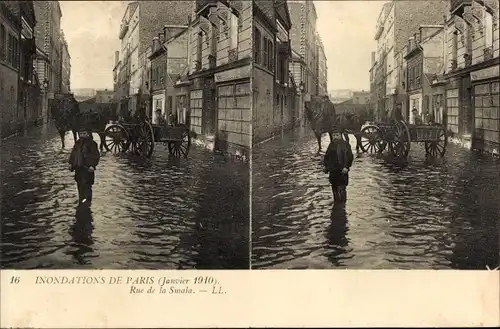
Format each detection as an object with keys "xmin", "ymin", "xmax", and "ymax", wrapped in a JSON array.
[
  {"xmin": 196, "ymin": 32, "xmax": 202, "ymax": 65},
  {"xmin": 13, "ymin": 37, "xmax": 18, "ymax": 69},
  {"xmin": 211, "ymin": 25, "xmax": 217, "ymax": 57},
  {"xmin": 155, "ymin": 99, "xmax": 162, "ymax": 110},
  {"xmin": 230, "ymin": 12, "xmax": 239, "ymax": 51},
  {"xmin": 263, "ymin": 37, "xmax": 268, "ymax": 68},
  {"xmin": 7, "ymin": 34, "xmax": 12, "ymax": 65},
  {"xmin": 484, "ymin": 11, "xmax": 493, "ymax": 48},
  {"xmin": 452, "ymin": 31, "xmax": 458, "ymax": 62},
  {"xmin": 254, "ymin": 28, "xmax": 261, "ymax": 64},
  {"xmin": 167, "ymin": 96, "xmax": 173, "ymax": 112},
  {"xmin": 0, "ymin": 24, "xmax": 5, "ymax": 61},
  {"xmin": 268, "ymin": 39, "xmax": 274, "ymax": 71}
]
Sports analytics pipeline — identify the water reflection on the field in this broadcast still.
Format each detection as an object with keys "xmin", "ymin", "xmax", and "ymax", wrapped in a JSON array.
[
  {"xmin": 1, "ymin": 125, "xmax": 250, "ymax": 269},
  {"xmin": 68, "ymin": 206, "xmax": 95, "ymax": 266},
  {"xmin": 325, "ymin": 203, "xmax": 351, "ymax": 267},
  {"xmin": 252, "ymin": 128, "xmax": 499, "ymax": 269}
]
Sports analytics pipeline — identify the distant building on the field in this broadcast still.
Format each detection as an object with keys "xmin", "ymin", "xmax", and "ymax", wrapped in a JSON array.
[
  {"xmin": 149, "ymin": 25, "xmax": 189, "ymax": 123},
  {"xmin": 328, "ymin": 89, "xmax": 354, "ymax": 104},
  {"xmin": 115, "ymin": 1, "xmax": 194, "ymax": 116},
  {"xmin": 33, "ymin": 1, "xmax": 63, "ymax": 123},
  {"xmin": 352, "ymin": 91, "xmax": 371, "ymax": 105},
  {"xmin": 73, "ymin": 88, "xmax": 97, "ymax": 102},
  {"xmin": 60, "ymin": 30, "xmax": 71, "ymax": 94},
  {"xmin": 316, "ymin": 32, "xmax": 327, "ymax": 96},
  {"xmin": 404, "ymin": 26, "xmax": 445, "ymax": 124},
  {"xmin": 288, "ymin": 0, "xmax": 320, "ymax": 124},
  {"xmin": 95, "ymin": 89, "xmax": 115, "ymax": 103},
  {"xmin": 370, "ymin": 0, "xmax": 448, "ymax": 120},
  {"xmin": 288, "ymin": 0, "xmax": 318, "ymax": 97}
]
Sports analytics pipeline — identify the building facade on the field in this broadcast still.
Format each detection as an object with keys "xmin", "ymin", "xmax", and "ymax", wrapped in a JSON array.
[
  {"xmin": 60, "ymin": 30, "xmax": 70, "ymax": 93},
  {"xmin": 149, "ymin": 26, "xmax": 189, "ymax": 123},
  {"xmin": 33, "ymin": 1, "xmax": 63, "ymax": 124},
  {"xmin": 253, "ymin": 0, "xmax": 294, "ymax": 143},
  {"xmin": 316, "ymin": 33, "xmax": 327, "ymax": 96},
  {"xmin": 116, "ymin": 1, "xmax": 194, "ymax": 116},
  {"xmin": 404, "ymin": 26, "xmax": 446, "ymax": 124},
  {"xmin": 371, "ymin": 0, "xmax": 449, "ymax": 119},
  {"xmin": 19, "ymin": 1, "xmax": 41, "ymax": 130},
  {"xmin": 0, "ymin": 2, "xmax": 21, "ymax": 138},
  {"xmin": 288, "ymin": 0, "xmax": 318, "ymax": 95},
  {"xmin": 180, "ymin": 0, "xmax": 252, "ymax": 156},
  {"xmin": 444, "ymin": 0, "xmax": 499, "ymax": 154}
]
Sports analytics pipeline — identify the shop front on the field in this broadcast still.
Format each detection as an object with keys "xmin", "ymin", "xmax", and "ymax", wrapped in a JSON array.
[
  {"xmin": 214, "ymin": 64, "xmax": 251, "ymax": 155},
  {"xmin": 470, "ymin": 65, "xmax": 500, "ymax": 154}
]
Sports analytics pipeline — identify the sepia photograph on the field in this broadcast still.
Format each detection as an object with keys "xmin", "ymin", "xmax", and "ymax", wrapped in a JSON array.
[
  {"xmin": 252, "ymin": 0, "xmax": 500, "ymax": 270},
  {"xmin": 1, "ymin": 0, "xmax": 250, "ymax": 270},
  {"xmin": 1, "ymin": 0, "xmax": 499, "ymax": 327}
]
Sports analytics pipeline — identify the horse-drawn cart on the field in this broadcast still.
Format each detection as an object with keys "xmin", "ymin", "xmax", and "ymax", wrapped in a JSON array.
[
  {"xmin": 358, "ymin": 120, "xmax": 447, "ymax": 159},
  {"xmin": 103, "ymin": 120, "xmax": 191, "ymax": 158}
]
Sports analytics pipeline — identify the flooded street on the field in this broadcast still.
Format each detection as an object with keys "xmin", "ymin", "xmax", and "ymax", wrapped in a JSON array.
[
  {"xmin": 1, "ymin": 125, "xmax": 249, "ymax": 269},
  {"xmin": 252, "ymin": 127, "xmax": 500, "ymax": 269}
]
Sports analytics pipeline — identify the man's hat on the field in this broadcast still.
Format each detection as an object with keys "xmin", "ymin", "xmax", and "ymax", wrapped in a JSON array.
[{"xmin": 78, "ymin": 130, "xmax": 90, "ymax": 138}]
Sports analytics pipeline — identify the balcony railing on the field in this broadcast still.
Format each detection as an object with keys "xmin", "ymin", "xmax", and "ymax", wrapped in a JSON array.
[
  {"xmin": 484, "ymin": 46, "xmax": 493, "ymax": 61},
  {"xmin": 450, "ymin": 0, "xmax": 472, "ymax": 16}
]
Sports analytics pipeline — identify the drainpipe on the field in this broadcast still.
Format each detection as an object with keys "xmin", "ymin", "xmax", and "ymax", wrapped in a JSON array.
[{"xmin": 161, "ymin": 43, "xmax": 169, "ymax": 123}]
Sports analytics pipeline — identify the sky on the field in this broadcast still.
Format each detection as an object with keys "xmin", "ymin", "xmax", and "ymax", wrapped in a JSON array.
[
  {"xmin": 60, "ymin": 0, "xmax": 385, "ymax": 92},
  {"xmin": 315, "ymin": 0, "xmax": 386, "ymax": 92},
  {"xmin": 60, "ymin": 1, "xmax": 126, "ymax": 90}
]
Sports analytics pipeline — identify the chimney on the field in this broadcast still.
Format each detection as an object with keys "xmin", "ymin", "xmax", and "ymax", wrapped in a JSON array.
[
  {"xmin": 158, "ymin": 32, "xmax": 165, "ymax": 45},
  {"xmin": 408, "ymin": 36, "xmax": 416, "ymax": 51},
  {"xmin": 114, "ymin": 51, "xmax": 119, "ymax": 65},
  {"xmin": 371, "ymin": 51, "xmax": 375, "ymax": 65},
  {"xmin": 152, "ymin": 37, "xmax": 160, "ymax": 53}
]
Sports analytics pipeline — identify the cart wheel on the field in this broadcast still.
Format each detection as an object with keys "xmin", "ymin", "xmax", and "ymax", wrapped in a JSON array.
[
  {"xmin": 360, "ymin": 125, "xmax": 385, "ymax": 153},
  {"xmin": 168, "ymin": 125, "xmax": 191, "ymax": 158},
  {"xmin": 104, "ymin": 124, "xmax": 130, "ymax": 153},
  {"xmin": 388, "ymin": 120, "xmax": 411, "ymax": 158},
  {"xmin": 134, "ymin": 122, "xmax": 155, "ymax": 158},
  {"xmin": 425, "ymin": 124, "xmax": 447, "ymax": 157}
]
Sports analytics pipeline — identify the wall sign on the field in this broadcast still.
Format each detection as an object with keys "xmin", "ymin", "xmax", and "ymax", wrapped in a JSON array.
[
  {"xmin": 214, "ymin": 65, "xmax": 250, "ymax": 83},
  {"xmin": 470, "ymin": 65, "xmax": 500, "ymax": 82}
]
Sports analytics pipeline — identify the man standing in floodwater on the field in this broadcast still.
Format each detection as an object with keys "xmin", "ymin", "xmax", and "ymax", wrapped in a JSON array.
[
  {"xmin": 323, "ymin": 131, "xmax": 354, "ymax": 203},
  {"xmin": 68, "ymin": 130, "xmax": 100, "ymax": 206}
]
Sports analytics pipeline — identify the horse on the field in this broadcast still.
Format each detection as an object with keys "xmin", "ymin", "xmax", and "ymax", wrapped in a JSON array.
[
  {"xmin": 50, "ymin": 97, "xmax": 112, "ymax": 150},
  {"xmin": 338, "ymin": 112, "xmax": 369, "ymax": 153},
  {"xmin": 304, "ymin": 95, "xmax": 338, "ymax": 154},
  {"xmin": 73, "ymin": 108, "xmax": 113, "ymax": 152},
  {"xmin": 305, "ymin": 96, "xmax": 371, "ymax": 154},
  {"xmin": 50, "ymin": 96, "xmax": 79, "ymax": 149}
]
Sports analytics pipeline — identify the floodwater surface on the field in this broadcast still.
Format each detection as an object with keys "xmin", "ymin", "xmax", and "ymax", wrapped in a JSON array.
[
  {"xmin": 1, "ymin": 125, "xmax": 249, "ymax": 269},
  {"xmin": 252, "ymin": 127, "xmax": 500, "ymax": 269}
]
